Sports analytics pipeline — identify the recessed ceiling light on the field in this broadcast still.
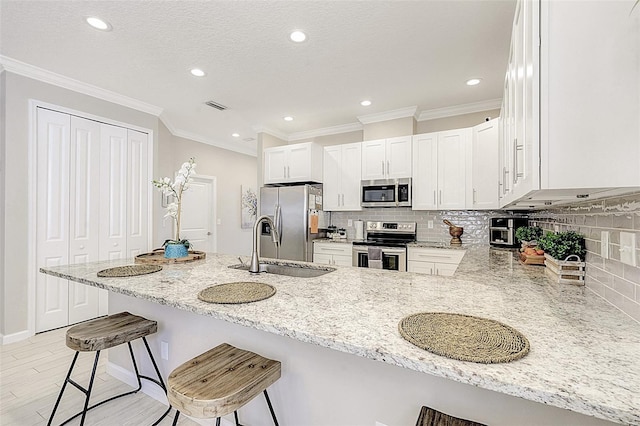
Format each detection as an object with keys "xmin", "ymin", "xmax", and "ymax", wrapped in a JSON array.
[
  {"xmin": 86, "ymin": 16, "xmax": 112, "ymax": 31},
  {"xmin": 360, "ymin": 100, "xmax": 372, "ymax": 106},
  {"xmin": 232, "ymin": 133, "xmax": 240, "ymax": 138},
  {"xmin": 290, "ymin": 31, "xmax": 307, "ymax": 43},
  {"xmin": 190, "ymin": 68, "xmax": 206, "ymax": 77},
  {"xmin": 284, "ymin": 116, "xmax": 294, "ymax": 121},
  {"xmin": 466, "ymin": 78, "xmax": 481, "ymax": 86}
]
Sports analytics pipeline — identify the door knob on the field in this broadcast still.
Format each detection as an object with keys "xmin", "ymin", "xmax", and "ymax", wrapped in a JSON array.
[{"xmin": 207, "ymin": 232, "xmax": 212, "ymax": 235}]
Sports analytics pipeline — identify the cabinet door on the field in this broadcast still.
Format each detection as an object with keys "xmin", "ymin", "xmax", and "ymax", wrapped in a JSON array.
[
  {"xmin": 287, "ymin": 143, "xmax": 312, "ymax": 182},
  {"xmin": 361, "ymin": 139, "xmax": 386, "ymax": 180},
  {"xmin": 263, "ymin": 147, "xmax": 287, "ymax": 184},
  {"xmin": 68, "ymin": 116, "xmax": 101, "ymax": 325},
  {"xmin": 411, "ymin": 133, "xmax": 438, "ymax": 210},
  {"xmin": 407, "ymin": 261, "xmax": 434, "ymax": 275},
  {"xmin": 36, "ymin": 108, "xmax": 70, "ymax": 332},
  {"xmin": 435, "ymin": 263, "xmax": 458, "ymax": 277},
  {"xmin": 322, "ymin": 146, "xmax": 341, "ymax": 210},
  {"xmin": 99, "ymin": 124, "xmax": 128, "ymax": 260},
  {"xmin": 341, "ymin": 143, "xmax": 362, "ymax": 210},
  {"xmin": 471, "ymin": 120, "xmax": 500, "ymax": 209},
  {"xmin": 332, "ymin": 255, "xmax": 353, "ymax": 267},
  {"xmin": 437, "ymin": 130, "xmax": 468, "ymax": 209},
  {"xmin": 313, "ymin": 253, "xmax": 333, "ymax": 265},
  {"xmin": 386, "ymin": 136, "xmax": 412, "ymax": 178}
]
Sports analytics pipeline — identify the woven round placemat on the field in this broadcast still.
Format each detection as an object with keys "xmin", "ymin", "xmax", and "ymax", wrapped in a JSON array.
[
  {"xmin": 399, "ymin": 312, "xmax": 530, "ymax": 364},
  {"xmin": 198, "ymin": 282, "xmax": 276, "ymax": 304},
  {"xmin": 97, "ymin": 264, "xmax": 162, "ymax": 277}
]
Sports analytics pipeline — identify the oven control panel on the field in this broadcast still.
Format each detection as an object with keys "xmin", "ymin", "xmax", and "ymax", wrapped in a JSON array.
[{"xmin": 365, "ymin": 221, "xmax": 416, "ymax": 233}]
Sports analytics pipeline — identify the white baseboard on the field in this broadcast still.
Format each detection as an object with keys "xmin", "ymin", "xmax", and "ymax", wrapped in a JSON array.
[
  {"xmin": 1, "ymin": 329, "xmax": 32, "ymax": 345},
  {"xmin": 105, "ymin": 362, "xmax": 233, "ymax": 426}
]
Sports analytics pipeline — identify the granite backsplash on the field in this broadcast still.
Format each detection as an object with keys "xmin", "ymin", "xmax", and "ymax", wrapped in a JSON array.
[{"xmin": 529, "ymin": 192, "xmax": 640, "ymax": 322}]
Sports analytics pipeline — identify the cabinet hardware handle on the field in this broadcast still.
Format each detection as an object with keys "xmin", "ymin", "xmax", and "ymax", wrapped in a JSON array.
[
  {"xmin": 287, "ymin": 166, "xmax": 290, "ymax": 178},
  {"xmin": 439, "ymin": 190, "xmax": 442, "ymax": 205},
  {"xmin": 473, "ymin": 188, "xmax": 477, "ymax": 204},
  {"xmin": 433, "ymin": 190, "xmax": 436, "ymax": 205},
  {"xmin": 338, "ymin": 194, "xmax": 340, "ymax": 206},
  {"xmin": 381, "ymin": 161, "xmax": 385, "ymax": 175},
  {"xmin": 513, "ymin": 138, "xmax": 518, "ymax": 185},
  {"xmin": 387, "ymin": 161, "xmax": 390, "ymax": 175}
]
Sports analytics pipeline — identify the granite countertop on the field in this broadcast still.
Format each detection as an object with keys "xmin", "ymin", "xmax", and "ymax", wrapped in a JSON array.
[{"xmin": 40, "ymin": 247, "xmax": 640, "ymax": 425}]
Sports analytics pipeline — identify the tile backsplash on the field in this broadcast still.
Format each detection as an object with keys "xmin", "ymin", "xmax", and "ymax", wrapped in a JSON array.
[
  {"xmin": 330, "ymin": 209, "xmax": 512, "ymax": 245},
  {"xmin": 529, "ymin": 192, "xmax": 640, "ymax": 322}
]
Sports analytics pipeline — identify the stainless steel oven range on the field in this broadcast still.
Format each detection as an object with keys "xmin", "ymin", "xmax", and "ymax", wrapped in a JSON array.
[{"xmin": 352, "ymin": 221, "xmax": 416, "ymax": 271}]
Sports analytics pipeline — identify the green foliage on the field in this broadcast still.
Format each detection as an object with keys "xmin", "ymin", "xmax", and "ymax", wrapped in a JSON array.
[
  {"xmin": 515, "ymin": 226, "xmax": 543, "ymax": 243},
  {"xmin": 538, "ymin": 231, "xmax": 586, "ymax": 261}
]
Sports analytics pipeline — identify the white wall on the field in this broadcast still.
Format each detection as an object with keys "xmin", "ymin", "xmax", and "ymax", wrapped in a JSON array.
[
  {"xmin": 363, "ymin": 116, "xmax": 415, "ymax": 140},
  {"xmin": 416, "ymin": 109, "xmax": 501, "ymax": 134},
  {"xmin": 0, "ymin": 71, "xmax": 6, "ymax": 336},
  {"xmin": 108, "ymin": 293, "xmax": 617, "ymax": 426}
]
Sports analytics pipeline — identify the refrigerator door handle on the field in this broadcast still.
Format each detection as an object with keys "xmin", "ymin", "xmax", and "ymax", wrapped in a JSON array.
[{"xmin": 274, "ymin": 204, "xmax": 283, "ymax": 244}]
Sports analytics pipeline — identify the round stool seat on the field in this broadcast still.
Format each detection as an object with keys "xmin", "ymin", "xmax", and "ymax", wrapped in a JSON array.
[
  {"xmin": 168, "ymin": 343, "xmax": 281, "ymax": 419},
  {"xmin": 66, "ymin": 311, "xmax": 157, "ymax": 352}
]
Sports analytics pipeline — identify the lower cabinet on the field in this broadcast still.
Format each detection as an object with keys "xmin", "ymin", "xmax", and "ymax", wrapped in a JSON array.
[
  {"xmin": 407, "ymin": 247, "xmax": 466, "ymax": 277},
  {"xmin": 313, "ymin": 242, "xmax": 353, "ymax": 266}
]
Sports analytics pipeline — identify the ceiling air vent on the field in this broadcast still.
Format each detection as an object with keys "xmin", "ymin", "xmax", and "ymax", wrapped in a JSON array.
[{"xmin": 204, "ymin": 100, "xmax": 228, "ymax": 111}]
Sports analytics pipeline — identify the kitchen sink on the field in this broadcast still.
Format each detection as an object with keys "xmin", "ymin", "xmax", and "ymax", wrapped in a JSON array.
[{"xmin": 229, "ymin": 262, "xmax": 335, "ymax": 278}]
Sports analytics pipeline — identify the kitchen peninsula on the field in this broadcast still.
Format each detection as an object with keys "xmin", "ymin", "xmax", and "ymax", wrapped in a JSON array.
[{"xmin": 40, "ymin": 248, "xmax": 640, "ymax": 426}]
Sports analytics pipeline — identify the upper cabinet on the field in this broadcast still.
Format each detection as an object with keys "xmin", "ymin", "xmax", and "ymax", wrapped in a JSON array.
[
  {"xmin": 470, "ymin": 119, "xmax": 500, "ymax": 209},
  {"xmin": 323, "ymin": 143, "xmax": 362, "ymax": 211},
  {"xmin": 361, "ymin": 136, "xmax": 412, "ymax": 180},
  {"xmin": 412, "ymin": 129, "xmax": 470, "ymax": 210},
  {"xmin": 263, "ymin": 142, "xmax": 323, "ymax": 185},
  {"xmin": 500, "ymin": 0, "xmax": 640, "ymax": 207}
]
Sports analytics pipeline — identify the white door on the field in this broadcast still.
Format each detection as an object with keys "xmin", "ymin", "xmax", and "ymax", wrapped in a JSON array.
[
  {"xmin": 99, "ymin": 124, "xmax": 128, "ymax": 260},
  {"xmin": 438, "ymin": 130, "xmax": 468, "ymax": 209},
  {"xmin": 341, "ymin": 143, "xmax": 362, "ymax": 211},
  {"xmin": 361, "ymin": 139, "xmax": 386, "ymax": 180},
  {"xmin": 471, "ymin": 119, "xmax": 500, "ymax": 209},
  {"xmin": 386, "ymin": 136, "xmax": 412, "ymax": 178},
  {"xmin": 411, "ymin": 133, "xmax": 438, "ymax": 210},
  {"xmin": 36, "ymin": 109, "xmax": 70, "ymax": 332},
  {"xmin": 126, "ymin": 129, "xmax": 149, "ymax": 258},
  {"xmin": 68, "ymin": 116, "xmax": 102, "ymax": 324},
  {"xmin": 322, "ymin": 146, "xmax": 341, "ymax": 210},
  {"xmin": 180, "ymin": 175, "xmax": 216, "ymax": 253}
]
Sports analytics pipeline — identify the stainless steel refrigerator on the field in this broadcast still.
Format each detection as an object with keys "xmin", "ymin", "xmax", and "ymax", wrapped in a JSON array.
[{"xmin": 259, "ymin": 184, "xmax": 325, "ymax": 262}]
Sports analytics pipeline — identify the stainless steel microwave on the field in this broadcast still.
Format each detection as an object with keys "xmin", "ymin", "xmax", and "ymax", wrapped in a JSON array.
[{"xmin": 361, "ymin": 178, "xmax": 411, "ymax": 207}]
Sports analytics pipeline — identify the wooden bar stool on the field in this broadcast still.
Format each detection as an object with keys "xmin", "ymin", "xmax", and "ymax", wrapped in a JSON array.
[
  {"xmin": 47, "ymin": 311, "xmax": 171, "ymax": 426},
  {"xmin": 167, "ymin": 343, "xmax": 281, "ymax": 426}
]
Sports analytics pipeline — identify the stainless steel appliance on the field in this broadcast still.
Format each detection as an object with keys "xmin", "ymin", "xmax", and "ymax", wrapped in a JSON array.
[
  {"xmin": 489, "ymin": 217, "xmax": 528, "ymax": 247},
  {"xmin": 260, "ymin": 184, "xmax": 325, "ymax": 262},
  {"xmin": 352, "ymin": 221, "xmax": 417, "ymax": 271},
  {"xmin": 361, "ymin": 178, "xmax": 411, "ymax": 207}
]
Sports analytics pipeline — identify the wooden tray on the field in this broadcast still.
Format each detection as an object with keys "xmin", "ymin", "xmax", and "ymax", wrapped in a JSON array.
[
  {"xmin": 135, "ymin": 249, "xmax": 206, "ymax": 264},
  {"xmin": 519, "ymin": 252, "xmax": 546, "ymax": 265}
]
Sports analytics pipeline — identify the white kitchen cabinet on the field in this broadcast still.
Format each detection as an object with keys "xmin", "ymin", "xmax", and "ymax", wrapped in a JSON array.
[
  {"xmin": 469, "ymin": 119, "xmax": 500, "ymax": 209},
  {"xmin": 263, "ymin": 142, "xmax": 323, "ymax": 184},
  {"xmin": 323, "ymin": 143, "xmax": 362, "ymax": 211},
  {"xmin": 313, "ymin": 242, "xmax": 352, "ymax": 266},
  {"xmin": 407, "ymin": 247, "xmax": 465, "ymax": 277},
  {"xmin": 412, "ymin": 129, "xmax": 470, "ymax": 210},
  {"xmin": 361, "ymin": 136, "xmax": 412, "ymax": 180},
  {"xmin": 36, "ymin": 108, "xmax": 151, "ymax": 333},
  {"xmin": 500, "ymin": 0, "xmax": 640, "ymax": 208}
]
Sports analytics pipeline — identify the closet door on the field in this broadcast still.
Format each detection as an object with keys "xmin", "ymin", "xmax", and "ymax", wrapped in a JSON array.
[
  {"xmin": 99, "ymin": 124, "xmax": 128, "ymax": 260},
  {"xmin": 126, "ymin": 129, "xmax": 149, "ymax": 257},
  {"xmin": 36, "ymin": 109, "xmax": 70, "ymax": 332},
  {"xmin": 68, "ymin": 116, "xmax": 102, "ymax": 324}
]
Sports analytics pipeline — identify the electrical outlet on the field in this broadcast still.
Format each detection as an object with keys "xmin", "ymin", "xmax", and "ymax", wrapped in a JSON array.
[
  {"xmin": 428, "ymin": 220, "xmax": 434, "ymax": 229},
  {"xmin": 216, "ymin": 219, "xmax": 222, "ymax": 225},
  {"xmin": 348, "ymin": 219, "xmax": 353, "ymax": 227},
  {"xmin": 601, "ymin": 231, "xmax": 609, "ymax": 259},
  {"xmin": 161, "ymin": 341, "xmax": 169, "ymax": 360}
]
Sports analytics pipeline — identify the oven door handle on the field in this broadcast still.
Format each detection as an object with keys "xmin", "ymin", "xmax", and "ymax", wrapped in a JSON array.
[{"xmin": 380, "ymin": 248, "xmax": 406, "ymax": 254}]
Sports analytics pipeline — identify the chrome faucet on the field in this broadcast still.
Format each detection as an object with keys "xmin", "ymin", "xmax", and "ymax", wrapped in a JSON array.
[{"xmin": 249, "ymin": 215, "xmax": 280, "ymax": 273}]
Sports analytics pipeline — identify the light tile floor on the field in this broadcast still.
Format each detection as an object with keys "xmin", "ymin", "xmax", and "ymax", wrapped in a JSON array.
[{"xmin": 0, "ymin": 326, "xmax": 197, "ymax": 425}]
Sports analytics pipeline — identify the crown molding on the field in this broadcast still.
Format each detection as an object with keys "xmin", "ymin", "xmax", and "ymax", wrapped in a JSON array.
[
  {"xmin": 161, "ymin": 113, "xmax": 256, "ymax": 157},
  {"xmin": 0, "ymin": 55, "xmax": 163, "ymax": 117},
  {"xmin": 288, "ymin": 122, "xmax": 363, "ymax": 141},
  {"xmin": 417, "ymin": 99, "xmax": 502, "ymax": 121},
  {"xmin": 252, "ymin": 126, "xmax": 290, "ymax": 142},
  {"xmin": 357, "ymin": 106, "xmax": 418, "ymax": 125}
]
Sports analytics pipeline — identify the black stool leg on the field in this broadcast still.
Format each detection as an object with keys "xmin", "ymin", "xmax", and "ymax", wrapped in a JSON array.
[
  {"xmin": 234, "ymin": 411, "xmax": 241, "ymax": 425},
  {"xmin": 263, "ymin": 390, "xmax": 279, "ymax": 426},
  {"xmin": 172, "ymin": 410, "xmax": 181, "ymax": 426},
  {"xmin": 216, "ymin": 418, "xmax": 221, "ymax": 426},
  {"xmin": 47, "ymin": 351, "xmax": 80, "ymax": 426},
  {"xmin": 78, "ymin": 350, "xmax": 101, "ymax": 426}
]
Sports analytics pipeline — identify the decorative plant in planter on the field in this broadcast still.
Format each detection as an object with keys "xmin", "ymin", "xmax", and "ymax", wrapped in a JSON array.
[
  {"xmin": 515, "ymin": 226, "xmax": 543, "ymax": 246},
  {"xmin": 515, "ymin": 226, "xmax": 545, "ymax": 265},
  {"xmin": 152, "ymin": 158, "xmax": 197, "ymax": 258},
  {"xmin": 537, "ymin": 230, "xmax": 586, "ymax": 285}
]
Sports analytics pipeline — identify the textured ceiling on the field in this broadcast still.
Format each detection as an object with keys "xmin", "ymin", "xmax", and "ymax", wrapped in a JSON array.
[{"xmin": 1, "ymin": 0, "xmax": 516, "ymax": 154}]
